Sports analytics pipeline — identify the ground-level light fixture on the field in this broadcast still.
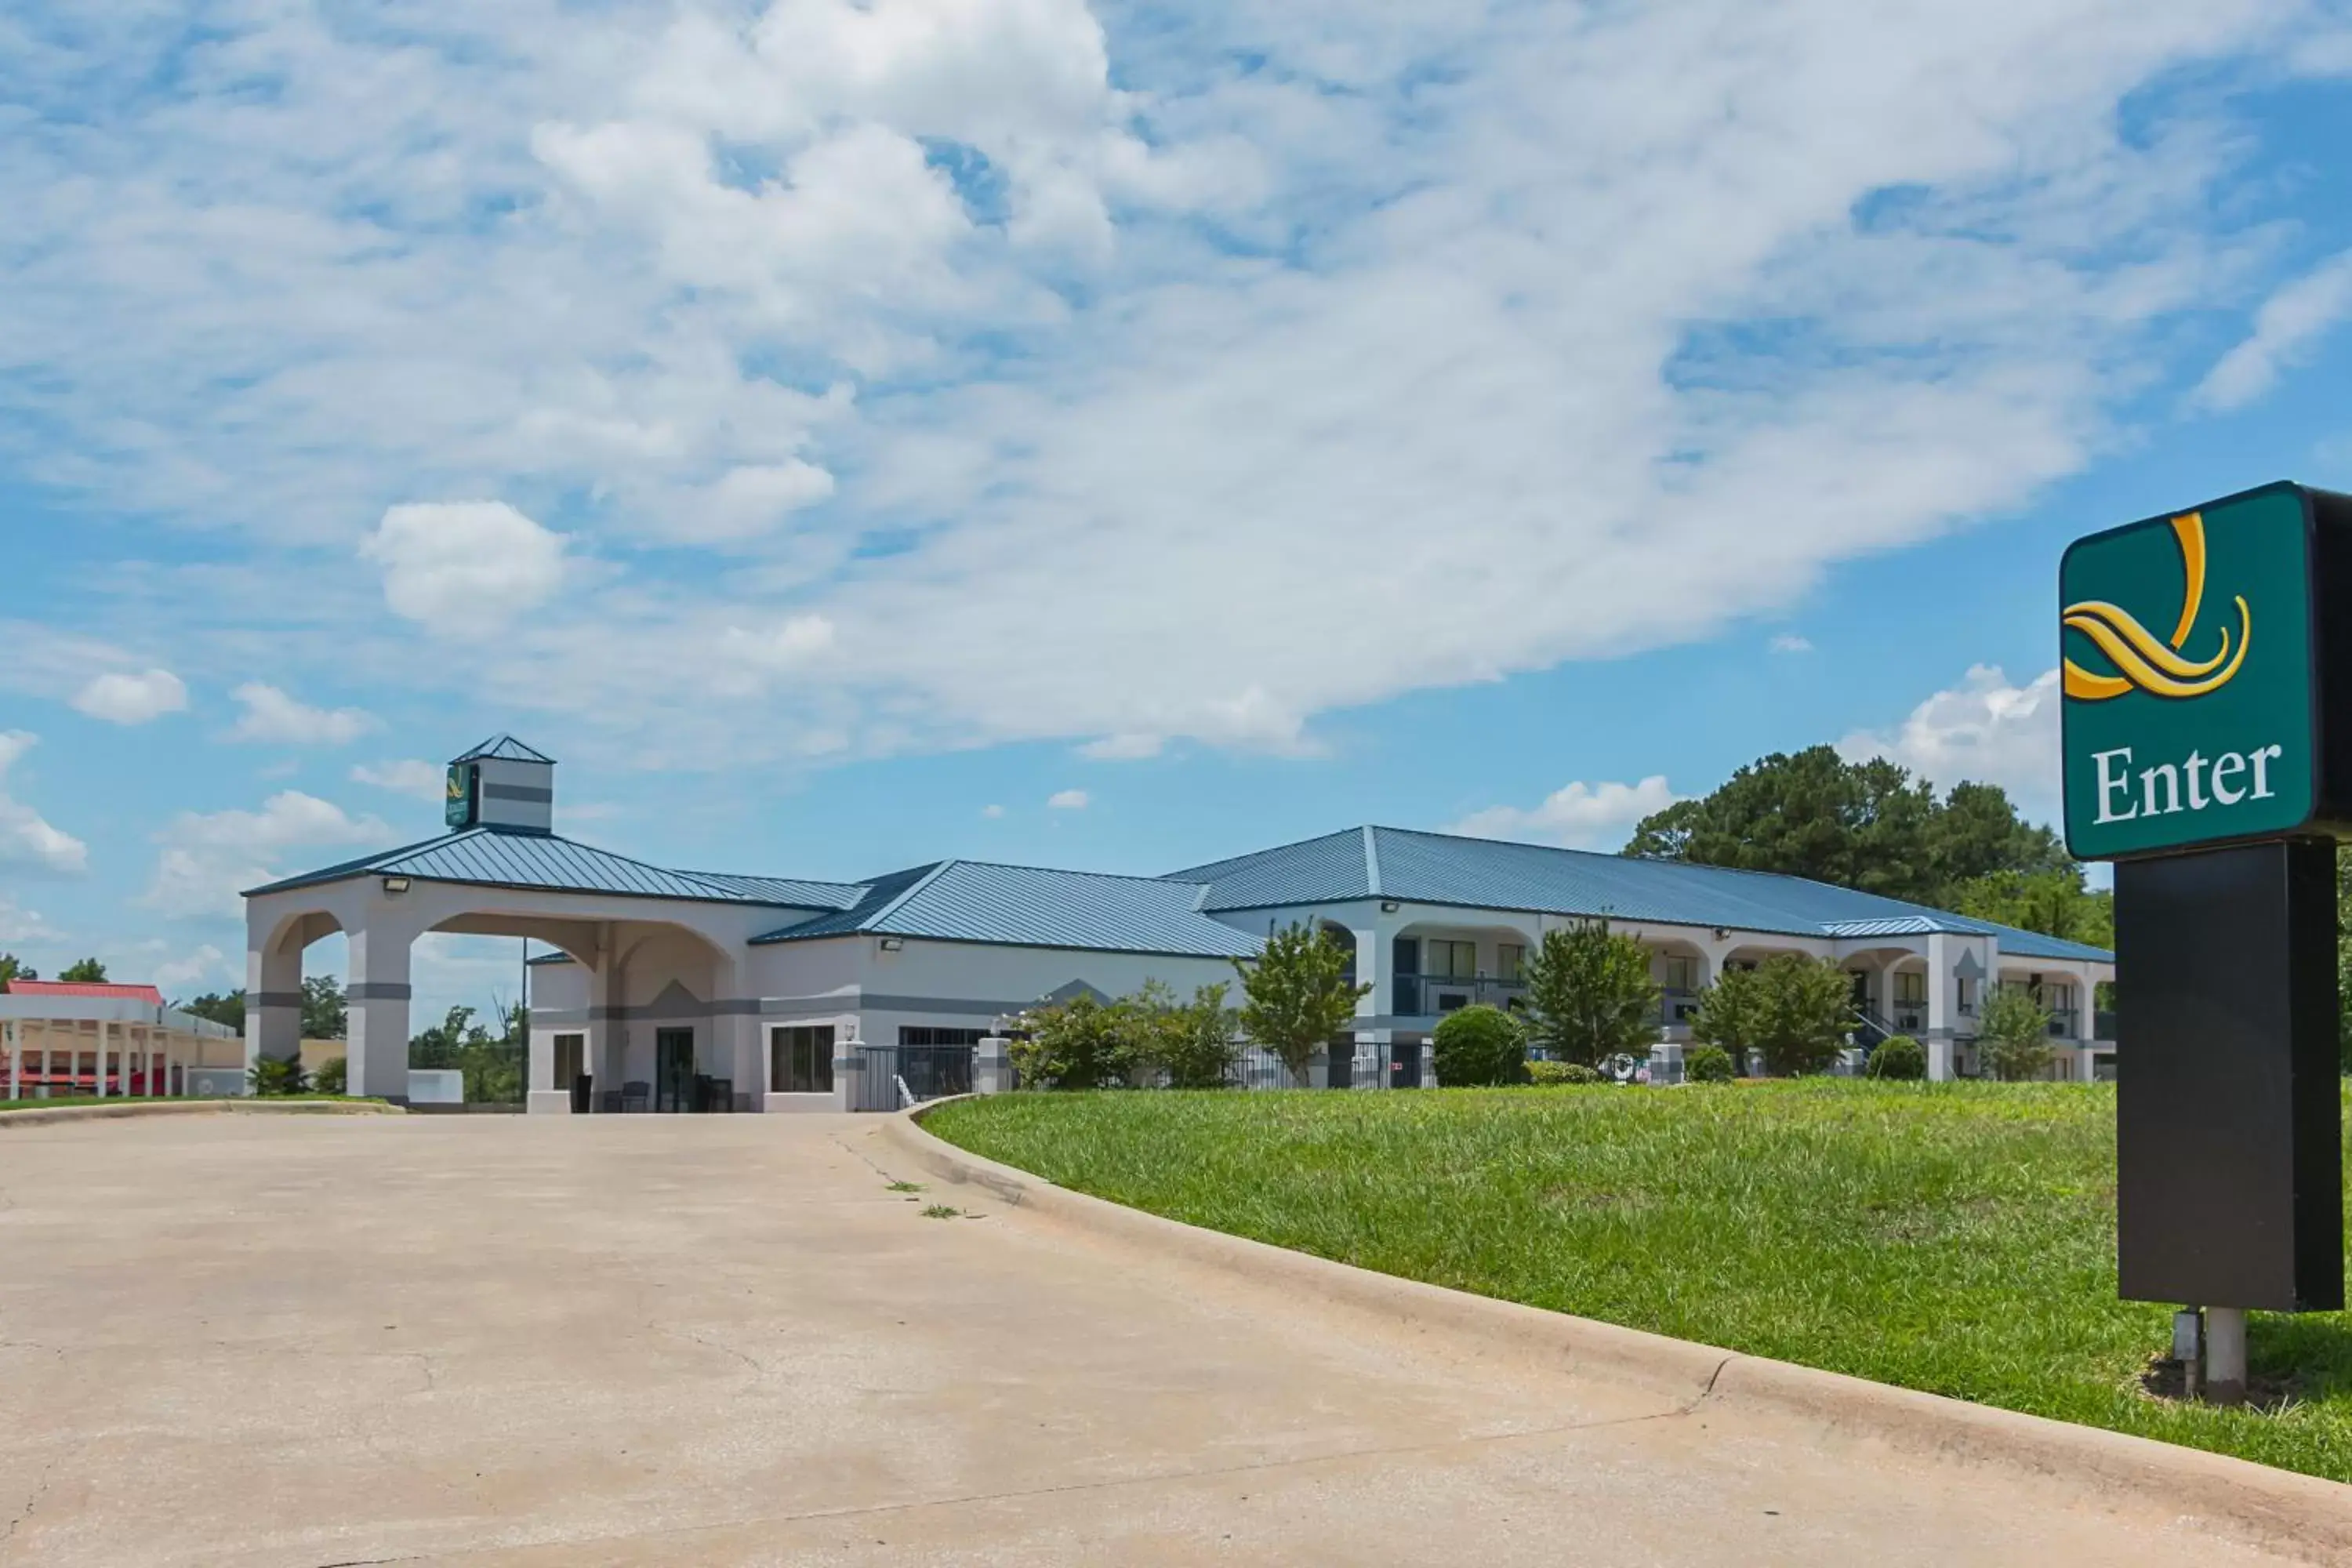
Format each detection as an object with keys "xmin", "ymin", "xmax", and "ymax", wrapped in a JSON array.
[
  {"xmin": 879, "ymin": 936, "xmax": 904, "ymax": 952},
  {"xmin": 382, "ymin": 876, "xmax": 412, "ymax": 895}
]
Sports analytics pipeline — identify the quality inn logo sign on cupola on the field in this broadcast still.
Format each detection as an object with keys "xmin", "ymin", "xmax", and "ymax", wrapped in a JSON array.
[{"xmin": 2060, "ymin": 483, "xmax": 2318, "ymax": 860}]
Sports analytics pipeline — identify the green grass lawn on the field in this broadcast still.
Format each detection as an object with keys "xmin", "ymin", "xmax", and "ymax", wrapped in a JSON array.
[{"xmin": 924, "ymin": 1080, "xmax": 2352, "ymax": 1483}]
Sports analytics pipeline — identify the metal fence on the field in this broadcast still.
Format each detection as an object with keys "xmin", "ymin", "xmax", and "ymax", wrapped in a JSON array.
[{"xmin": 852, "ymin": 1044, "xmax": 973, "ymax": 1111}]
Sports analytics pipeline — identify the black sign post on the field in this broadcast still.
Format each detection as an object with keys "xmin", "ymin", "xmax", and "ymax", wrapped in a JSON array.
[{"xmin": 2062, "ymin": 483, "xmax": 2351, "ymax": 1403}]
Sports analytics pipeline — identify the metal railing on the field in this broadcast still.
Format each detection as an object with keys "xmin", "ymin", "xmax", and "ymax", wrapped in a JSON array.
[
  {"xmin": 853, "ymin": 1044, "xmax": 973, "ymax": 1110},
  {"xmin": 1391, "ymin": 975, "xmax": 1526, "ymax": 1016}
]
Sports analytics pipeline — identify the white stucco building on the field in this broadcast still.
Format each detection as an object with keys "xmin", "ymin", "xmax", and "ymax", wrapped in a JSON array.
[{"xmin": 239, "ymin": 738, "xmax": 2118, "ymax": 1111}]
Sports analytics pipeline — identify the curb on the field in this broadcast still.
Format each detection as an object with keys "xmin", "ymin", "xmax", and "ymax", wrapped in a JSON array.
[
  {"xmin": 882, "ymin": 1102, "xmax": 2352, "ymax": 1563},
  {"xmin": 0, "ymin": 1098, "xmax": 405, "ymax": 1131}
]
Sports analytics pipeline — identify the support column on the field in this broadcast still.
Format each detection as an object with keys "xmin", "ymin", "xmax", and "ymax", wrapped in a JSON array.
[
  {"xmin": 347, "ymin": 922, "xmax": 415, "ymax": 1102},
  {"xmin": 5, "ymin": 1019, "xmax": 17, "ymax": 1099},
  {"xmin": 1350, "ymin": 926, "xmax": 1386, "ymax": 1091},
  {"xmin": 975, "ymin": 1035, "xmax": 1011, "ymax": 1094},
  {"xmin": 245, "ymin": 937, "xmax": 303, "ymax": 1084},
  {"xmin": 588, "ymin": 949, "xmax": 626, "ymax": 1111},
  {"xmin": 718, "ymin": 959, "xmax": 759, "ymax": 1112},
  {"xmin": 96, "ymin": 1018, "xmax": 110, "ymax": 1098},
  {"xmin": 1925, "ymin": 932, "xmax": 1955, "ymax": 1082}
]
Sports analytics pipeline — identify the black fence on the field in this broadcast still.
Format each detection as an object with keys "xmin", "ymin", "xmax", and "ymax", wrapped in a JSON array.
[{"xmin": 855, "ymin": 1044, "xmax": 973, "ymax": 1109}]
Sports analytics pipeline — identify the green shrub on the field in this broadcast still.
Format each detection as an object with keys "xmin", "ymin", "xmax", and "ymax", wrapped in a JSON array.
[
  {"xmin": 1432, "ymin": 1004, "xmax": 1527, "ymax": 1086},
  {"xmin": 1683, "ymin": 1044, "xmax": 1736, "ymax": 1083},
  {"xmin": 1527, "ymin": 1058, "xmax": 1602, "ymax": 1085},
  {"xmin": 1008, "ymin": 993, "xmax": 1143, "ymax": 1090},
  {"xmin": 312, "ymin": 1055, "xmax": 348, "ymax": 1094},
  {"xmin": 1866, "ymin": 1035, "xmax": 1926, "ymax": 1080},
  {"xmin": 247, "ymin": 1055, "xmax": 310, "ymax": 1097}
]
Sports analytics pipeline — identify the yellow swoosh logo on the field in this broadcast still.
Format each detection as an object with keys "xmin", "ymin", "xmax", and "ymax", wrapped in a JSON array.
[{"xmin": 2062, "ymin": 511, "xmax": 2250, "ymax": 701}]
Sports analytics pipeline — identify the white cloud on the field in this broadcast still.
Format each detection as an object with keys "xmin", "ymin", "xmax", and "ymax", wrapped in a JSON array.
[
  {"xmin": 361, "ymin": 503, "xmax": 568, "ymax": 630},
  {"xmin": 1046, "ymin": 788, "xmax": 1089, "ymax": 810},
  {"xmin": 1838, "ymin": 665, "xmax": 2062, "ymax": 817},
  {"xmin": 1769, "ymin": 634, "xmax": 1814, "ymax": 655},
  {"xmin": 1450, "ymin": 776, "xmax": 1679, "ymax": 851},
  {"xmin": 0, "ymin": 732, "xmax": 89, "ymax": 874},
  {"xmin": 981, "ymin": 803, "xmax": 1004, "ymax": 818},
  {"xmin": 152, "ymin": 944, "xmax": 227, "ymax": 996},
  {"xmin": 0, "ymin": 891, "xmax": 61, "ymax": 945},
  {"xmin": 71, "ymin": 668, "xmax": 188, "ymax": 725},
  {"xmin": 1078, "ymin": 733, "xmax": 1163, "ymax": 760},
  {"xmin": 228, "ymin": 682, "xmax": 376, "ymax": 746},
  {"xmin": 0, "ymin": 0, "xmax": 2333, "ymax": 772},
  {"xmin": 350, "ymin": 759, "xmax": 448, "ymax": 801},
  {"xmin": 2192, "ymin": 250, "xmax": 2352, "ymax": 412},
  {"xmin": 143, "ymin": 792, "xmax": 390, "ymax": 920}
]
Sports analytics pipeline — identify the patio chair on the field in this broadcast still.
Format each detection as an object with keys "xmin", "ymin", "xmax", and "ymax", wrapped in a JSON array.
[{"xmin": 621, "ymin": 1080, "xmax": 652, "ymax": 1113}]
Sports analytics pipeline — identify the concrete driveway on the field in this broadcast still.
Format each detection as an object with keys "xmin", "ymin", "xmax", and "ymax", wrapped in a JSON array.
[{"xmin": 0, "ymin": 1113, "xmax": 2328, "ymax": 1566}]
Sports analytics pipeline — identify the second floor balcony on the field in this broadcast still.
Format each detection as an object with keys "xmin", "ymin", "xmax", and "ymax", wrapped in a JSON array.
[{"xmin": 1392, "ymin": 974, "xmax": 1526, "ymax": 1016}]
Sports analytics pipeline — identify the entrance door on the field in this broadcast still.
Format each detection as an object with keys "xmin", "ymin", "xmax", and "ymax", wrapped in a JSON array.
[{"xmin": 655, "ymin": 1029, "xmax": 695, "ymax": 1113}]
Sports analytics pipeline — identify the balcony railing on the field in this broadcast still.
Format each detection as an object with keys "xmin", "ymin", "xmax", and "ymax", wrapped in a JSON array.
[
  {"xmin": 1892, "ymin": 1004, "xmax": 1926, "ymax": 1034},
  {"xmin": 1653, "ymin": 988, "xmax": 1701, "ymax": 1026},
  {"xmin": 1392, "ymin": 975, "xmax": 1526, "ymax": 1016},
  {"xmin": 2045, "ymin": 1009, "xmax": 2080, "ymax": 1039}
]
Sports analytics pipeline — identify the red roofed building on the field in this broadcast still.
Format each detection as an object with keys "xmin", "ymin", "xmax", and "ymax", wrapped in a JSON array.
[{"xmin": 2, "ymin": 979, "xmax": 244, "ymax": 1101}]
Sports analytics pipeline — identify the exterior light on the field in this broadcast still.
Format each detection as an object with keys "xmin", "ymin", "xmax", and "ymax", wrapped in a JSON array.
[
  {"xmin": 382, "ymin": 876, "xmax": 412, "ymax": 895},
  {"xmin": 1380, "ymin": 900, "xmax": 1400, "ymax": 913},
  {"xmin": 879, "ymin": 936, "xmax": 904, "ymax": 952}
]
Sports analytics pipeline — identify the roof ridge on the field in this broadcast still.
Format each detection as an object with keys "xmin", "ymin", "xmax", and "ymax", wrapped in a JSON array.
[
  {"xmin": 1359, "ymin": 825, "xmax": 1382, "ymax": 898},
  {"xmin": 937, "ymin": 856, "xmax": 1215, "ymax": 887},
  {"xmin": 858, "ymin": 860, "xmax": 956, "ymax": 931}
]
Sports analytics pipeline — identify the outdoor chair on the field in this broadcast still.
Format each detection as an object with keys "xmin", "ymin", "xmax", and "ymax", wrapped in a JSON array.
[{"xmin": 621, "ymin": 1080, "xmax": 651, "ymax": 1113}]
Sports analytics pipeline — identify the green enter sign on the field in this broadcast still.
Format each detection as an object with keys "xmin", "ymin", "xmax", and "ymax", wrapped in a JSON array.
[{"xmin": 2061, "ymin": 483, "xmax": 2318, "ymax": 860}]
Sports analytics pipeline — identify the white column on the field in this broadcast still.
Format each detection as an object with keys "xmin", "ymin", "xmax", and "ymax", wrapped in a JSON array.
[
  {"xmin": 5, "ymin": 1019, "xmax": 17, "ymax": 1099},
  {"xmin": 1349, "ymin": 925, "xmax": 1386, "ymax": 1091},
  {"xmin": 245, "ymin": 935, "xmax": 303, "ymax": 1081},
  {"xmin": 720, "ymin": 957, "xmax": 759, "ymax": 1113},
  {"xmin": 1925, "ymin": 932, "xmax": 1954, "ymax": 1082},
  {"xmin": 346, "ymin": 920, "xmax": 416, "ymax": 1102},
  {"xmin": 95, "ymin": 1018, "xmax": 110, "ymax": 1098}
]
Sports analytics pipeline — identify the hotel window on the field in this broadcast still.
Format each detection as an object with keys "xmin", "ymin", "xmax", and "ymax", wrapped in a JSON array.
[
  {"xmin": 1893, "ymin": 971, "xmax": 1926, "ymax": 1006},
  {"xmin": 771, "ymin": 1025, "xmax": 836, "ymax": 1094},
  {"xmin": 899, "ymin": 1027, "xmax": 989, "ymax": 1047},
  {"xmin": 1497, "ymin": 943, "xmax": 1525, "ymax": 982},
  {"xmin": 1425, "ymin": 940, "xmax": 1477, "ymax": 979},
  {"xmin": 1663, "ymin": 956, "xmax": 1701, "ymax": 993}
]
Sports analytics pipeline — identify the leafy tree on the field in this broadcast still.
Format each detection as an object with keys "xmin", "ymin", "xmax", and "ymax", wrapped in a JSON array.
[
  {"xmin": 1980, "ymin": 986, "xmax": 2056, "ymax": 1081},
  {"xmin": 1134, "ymin": 980, "xmax": 1240, "ymax": 1089},
  {"xmin": 1690, "ymin": 954, "xmax": 1852, "ymax": 1076},
  {"xmin": 1232, "ymin": 924, "xmax": 1372, "ymax": 1087},
  {"xmin": 1867, "ymin": 1035, "xmax": 1927, "ymax": 1080},
  {"xmin": 0, "ymin": 953, "xmax": 36, "ymax": 985},
  {"xmin": 1007, "ymin": 992, "xmax": 1143, "ymax": 1090},
  {"xmin": 181, "ymin": 989, "xmax": 245, "ymax": 1031},
  {"xmin": 1625, "ymin": 746, "xmax": 2068, "ymax": 909},
  {"xmin": 301, "ymin": 975, "xmax": 347, "ymax": 1040},
  {"xmin": 1519, "ymin": 920, "xmax": 1662, "ymax": 1067},
  {"xmin": 409, "ymin": 1004, "xmax": 524, "ymax": 1104},
  {"xmin": 57, "ymin": 957, "xmax": 108, "ymax": 982},
  {"xmin": 1432, "ymin": 1004, "xmax": 1527, "ymax": 1086},
  {"xmin": 1950, "ymin": 869, "xmax": 2114, "ymax": 949}
]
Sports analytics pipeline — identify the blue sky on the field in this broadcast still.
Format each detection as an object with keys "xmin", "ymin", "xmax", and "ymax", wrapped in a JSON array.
[{"xmin": 5, "ymin": 1, "xmax": 2352, "ymax": 1021}]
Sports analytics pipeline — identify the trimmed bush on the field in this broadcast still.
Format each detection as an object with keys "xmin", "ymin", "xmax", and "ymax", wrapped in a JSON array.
[
  {"xmin": 1683, "ymin": 1044, "xmax": 1736, "ymax": 1083},
  {"xmin": 247, "ymin": 1055, "xmax": 310, "ymax": 1097},
  {"xmin": 1527, "ymin": 1058, "xmax": 1602, "ymax": 1085},
  {"xmin": 1432, "ymin": 1004, "xmax": 1527, "ymax": 1087},
  {"xmin": 1866, "ymin": 1035, "xmax": 1927, "ymax": 1081},
  {"xmin": 312, "ymin": 1055, "xmax": 348, "ymax": 1094}
]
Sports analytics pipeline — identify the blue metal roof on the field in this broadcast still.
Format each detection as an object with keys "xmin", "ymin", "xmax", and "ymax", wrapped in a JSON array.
[
  {"xmin": 452, "ymin": 735, "xmax": 555, "ymax": 764},
  {"xmin": 1171, "ymin": 826, "xmax": 2112, "ymax": 963},
  {"xmin": 245, "ymin": 828, "xmax": 786, "ymax": 905},
  {"xmin": 678, "ymin": 871, "xmax": 868, "ymax": 909},
  {"xmin": 755, "ymin": 861, "xmax": 1265, "ymax": 958}
]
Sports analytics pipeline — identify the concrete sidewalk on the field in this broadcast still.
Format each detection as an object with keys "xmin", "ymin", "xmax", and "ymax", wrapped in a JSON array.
[{"xmin": 0, "ymin": 1114, "xmax": 2335, "ymax": 1566}]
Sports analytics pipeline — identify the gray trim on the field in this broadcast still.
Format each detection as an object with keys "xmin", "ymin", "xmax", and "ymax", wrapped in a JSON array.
[
  {"xmin": 350, "ymin": 982, "xmax": 413, "ymax": 1000},
  {"xmin": 483, "ymin": 783, "xmax": 555, "ymax": 804},
  {"xmin": 250, "ymin": 992, "xmax": 304, "ymax": 1010},
  {"xmin": 860, "ymin": 992, "xmax": 1036, "ymax": 1017},
  {"xmin": 580, "ymin": 996, "xmax": 759, "ymax": 1022},
  {"xmin": 533, "ymin": 1007, "xmax": 590, "ymax": 1026}
]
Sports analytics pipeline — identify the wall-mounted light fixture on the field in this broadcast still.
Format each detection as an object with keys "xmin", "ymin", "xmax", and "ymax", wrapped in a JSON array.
[
  {"xmin": 878, "ymin": 936, "xmax": 904, "ymax": 952},
  {"xmin": 1711, "ymin": 927, "xmax": 1728, "ymax": 941},
  {"xmin": 382, "ymin": 876, "xmax": 412, "ymax": 895},
  {"xmin": 1380, "ymin": 900, "xmax": 1400, "ymax": 913}
]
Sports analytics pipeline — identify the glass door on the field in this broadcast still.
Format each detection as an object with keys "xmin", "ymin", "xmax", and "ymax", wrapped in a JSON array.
[{"xmin": 655, "ymin": 1029, "xmax": 695, "ymax": 1113}]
